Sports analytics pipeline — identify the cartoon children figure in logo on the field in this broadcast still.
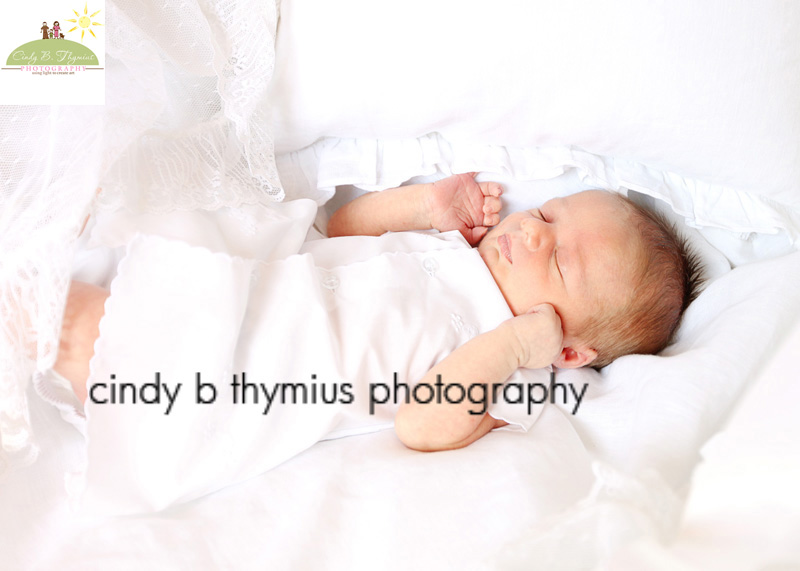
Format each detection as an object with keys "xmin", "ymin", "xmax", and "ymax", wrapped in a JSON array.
[
  {"xmin": 41, "ymin": 21, "xmax": 50, "ymax": 40},
  {"xmin": 53, "ymin": 21, "xmax": 61, "ymax": 39}
]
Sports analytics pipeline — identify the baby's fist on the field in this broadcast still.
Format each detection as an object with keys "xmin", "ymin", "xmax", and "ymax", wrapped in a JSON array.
[
  {"xmin": 503, "ymin": 304, "xmax": 563, "ymax": 369},
  {"xmin": 427, "ymin": 173, "xmax": 503, "ymax": 246}
]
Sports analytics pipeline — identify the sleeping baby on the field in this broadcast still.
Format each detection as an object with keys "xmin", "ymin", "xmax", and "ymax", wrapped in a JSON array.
[
  {"xmin": 51, "ymin": 173, "xmax": 702, "ymax": 513},
  {"xmin": 327, "ymin": 173, "xmax": 703, "ymax": 449}
]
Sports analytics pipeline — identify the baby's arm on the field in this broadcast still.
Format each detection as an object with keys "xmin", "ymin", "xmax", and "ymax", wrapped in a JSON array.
[
  {"xmin": 327, "ymin": 173, "xmax": 502, "ymax": 245},
  {"xmin": 395, "ymin": 304, "xmax": 563, "ymax": 451}
]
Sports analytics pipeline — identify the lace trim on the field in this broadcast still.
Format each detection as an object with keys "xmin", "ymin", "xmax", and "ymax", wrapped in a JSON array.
[{"xmin": 0, "ymin": 0, "xmax": 281, "ymax": 469}]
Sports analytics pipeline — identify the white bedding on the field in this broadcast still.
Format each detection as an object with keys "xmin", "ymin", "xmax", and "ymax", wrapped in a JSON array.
[
  {"xmin": 3, "ymin": 0, "xmax": 800, "ymax": 568},
  {"xmin": 607, "ymin": 316, "xmax": 800, "ymax": 570},
  {"xmin": 3, "ymin": 170, "xmax": 800, "ymax": 569}
]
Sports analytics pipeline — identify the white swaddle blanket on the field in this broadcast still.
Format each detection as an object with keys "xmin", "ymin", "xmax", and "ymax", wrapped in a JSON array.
[{"xmin": 68, "ymin": 202, "xmax": 548, "ymax": 515}]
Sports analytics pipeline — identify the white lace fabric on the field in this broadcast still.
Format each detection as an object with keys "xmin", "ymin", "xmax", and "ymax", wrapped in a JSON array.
[{"xmin": 0, "ymin": 0, "xmax": 282, "ymax": 469}]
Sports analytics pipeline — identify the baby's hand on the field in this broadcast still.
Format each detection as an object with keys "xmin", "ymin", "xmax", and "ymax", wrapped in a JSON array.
[
  {"xmin": 501, "ymin": 304, "xmax": 563, "ymax": 369},
  {"xmin": 427, "ymin": 173, "xmax": 502, "ymax": 246}
]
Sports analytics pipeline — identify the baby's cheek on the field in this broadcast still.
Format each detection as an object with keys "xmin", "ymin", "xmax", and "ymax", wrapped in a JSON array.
[{"xmin": 554, "ymin": 305, "xmax": 582, "ymax": 341}]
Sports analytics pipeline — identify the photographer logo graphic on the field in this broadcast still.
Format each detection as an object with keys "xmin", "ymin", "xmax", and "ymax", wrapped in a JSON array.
[{"xmin": 1, "ymin": 1, "xmax": 105, "ymax": 104}]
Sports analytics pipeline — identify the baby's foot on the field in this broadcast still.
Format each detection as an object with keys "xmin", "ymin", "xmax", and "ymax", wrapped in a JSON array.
[
  {"xmin": 78, "ymin": 187, "xmax": 102, "ymax": 237},
  {"xmin": 53, "ymin": 281, "xmax": 109, "ymax": 403}
]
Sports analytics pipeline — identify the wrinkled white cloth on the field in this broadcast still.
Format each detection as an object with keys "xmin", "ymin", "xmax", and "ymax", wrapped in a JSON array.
[{"xmin": 68, "ymin": 203, "xmax": 546, "ymax": 515}]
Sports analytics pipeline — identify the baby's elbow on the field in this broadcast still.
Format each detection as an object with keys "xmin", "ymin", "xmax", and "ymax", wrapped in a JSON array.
[
  {"xmin": 396, "ymin": 407, "xmax": 505, "ymax": 452},
  {"xmin": 394, "ymin": 406, "xmax": 475, "ymax": 452},
  {"xmin": 326, "ymin": 209, "xmax": 351, "ymax": 238},
  {"xmin": 326, "ymin": 215, "xmax": 342, "ymax": 238},
  {"xmin": 395, "ymin": 409, "xmax": 435, "ymax": 451}
]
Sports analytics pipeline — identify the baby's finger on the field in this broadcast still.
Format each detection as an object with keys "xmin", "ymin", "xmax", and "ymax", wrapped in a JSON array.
[
  {"xmin": 526, "ymin": 303, "xmax": 558, "ymax": 319},
  {"xmin": 483, "ymin": 196, "xmax": 502, "ymax": 213},
  {"xmin": 482, "ymin": 212, "xmax": 501, "ymax": 227},
  {"xmin": 478, "ymin": 182, "xmax": 503, "ymax": 197},
  {"xmin": 528, "ymin": 303, "xmax": 562, "ymax": 327},
  {"xmin": 482, "ymin": 197, "xmax": 502, "ymax": 226},
  {"xmin": 527, "ymin": 303, "xmax": 553, "ymax": 314}
]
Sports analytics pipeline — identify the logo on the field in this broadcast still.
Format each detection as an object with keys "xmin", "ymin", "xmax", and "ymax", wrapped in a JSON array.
[{"xmin": 1, "ymin": 1, "xmax": 105, "ymax": 104}]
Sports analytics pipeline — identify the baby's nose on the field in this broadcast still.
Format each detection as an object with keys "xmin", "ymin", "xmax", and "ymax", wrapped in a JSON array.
[{"xmin": 521, "ymin": 218, "xmax": 551, "ymax": 251}]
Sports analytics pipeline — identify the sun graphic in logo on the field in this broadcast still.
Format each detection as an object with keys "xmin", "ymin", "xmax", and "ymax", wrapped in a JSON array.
[{"xmin": 66, "ymin": 2, "xmax": 103, "ymax": 42}]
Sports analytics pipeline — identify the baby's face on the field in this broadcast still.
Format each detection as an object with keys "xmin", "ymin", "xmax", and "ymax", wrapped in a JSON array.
[{"xmin": 478, "ymin": 190, "xmax": 639, "ymax": 341}]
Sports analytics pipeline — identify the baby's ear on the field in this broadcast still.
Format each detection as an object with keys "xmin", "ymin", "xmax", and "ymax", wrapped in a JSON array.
[{"xmin": 553, "ymin": 345, "xmax": 597, "ymax": 369}]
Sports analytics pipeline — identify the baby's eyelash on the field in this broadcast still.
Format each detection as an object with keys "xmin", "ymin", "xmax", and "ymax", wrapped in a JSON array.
[{"xmin": 554, "ymin": 250, "xmax": 563, "ymax": 279}]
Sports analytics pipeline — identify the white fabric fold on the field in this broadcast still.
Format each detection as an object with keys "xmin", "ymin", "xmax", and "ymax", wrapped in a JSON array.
[
  {"xmin": 0, "ymin": 0, "xmax": 282, "ymax": 468},
  {"xmin": 279, "ymin": 134, "xmax": 800, "ymax": 245}
]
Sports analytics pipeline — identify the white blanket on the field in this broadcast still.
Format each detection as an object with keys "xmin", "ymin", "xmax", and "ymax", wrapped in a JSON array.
[
  {"xmin": 74, "ymin": 221, "xmax": 543, "ymax": 515},
  {"xmin": 3, "ymin": 186, "xmax": 800, "ymax": 569}
]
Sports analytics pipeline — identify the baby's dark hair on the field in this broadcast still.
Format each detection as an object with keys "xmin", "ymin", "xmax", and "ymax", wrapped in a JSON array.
[{"xmin": 577, "ymin": 193, "xmax": 705, "ymax": 368}]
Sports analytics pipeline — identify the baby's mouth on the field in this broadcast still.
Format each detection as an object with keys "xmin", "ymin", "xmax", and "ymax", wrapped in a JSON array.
[{"xmin": 499, "ymin": 234, "xmax": 512, "ymax": 263}]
